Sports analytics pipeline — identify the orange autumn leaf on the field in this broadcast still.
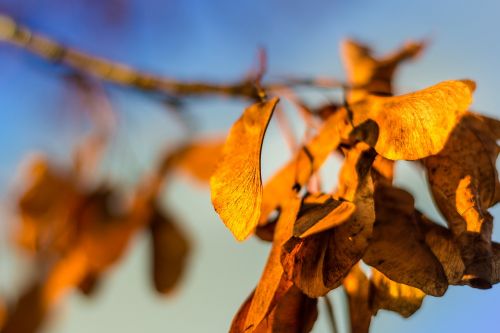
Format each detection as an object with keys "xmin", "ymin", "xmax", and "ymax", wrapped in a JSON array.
[
  {"xmin": 341, "ymin": 38, "xmax": 425, "ymax": 102},
  {"xmin": 231, "ymin": 279, "xmax": 317, "ymax": 333},
  {"xmin": 281, "ymin": 144, "xmax": 376, "ymax": 297},
  {"xmin": 16, "ymin": 156, "xmax": 82, "ymax": 255},
  {"xmin": 243, "ymin": 196, "xmax": 301, "ymax": 331},
  {"xmin": 260, "ymin": 108, "xmax": 351, "ymax": 225},
  {"xmin": 211, "ymin": 98, "xmax": 279, "ymax": 241},
  {"xmin": 350, "ymin": 80, "xmax": 475, "ymax": 160},
  {"xmin": 159, "ymin": 139, "xmax": 225, "ymax": 184}
]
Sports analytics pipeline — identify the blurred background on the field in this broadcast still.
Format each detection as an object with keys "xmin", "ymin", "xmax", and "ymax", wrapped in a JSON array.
[{"xmin": 0, "ymin": 0, "xmax": 499, "ymax": 332}]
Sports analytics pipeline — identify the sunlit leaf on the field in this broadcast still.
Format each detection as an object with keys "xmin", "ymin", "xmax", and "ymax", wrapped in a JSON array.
[
  {"xmin": 350, "ymin": 80, "xmax": 475, "ymax": 160},
  {"xmin": 244, "ymin": 196, "xmax": 301, "ymax": 330},
  {"xmin": 371, "ymin": 269, "xmax": 425, "ymax": 318},
  {"xmin": 211, "ymin": 98, "xmax": 279, "ymax": 241},
  {"xmin": 293, "ymin": 193, "xmax": 355, "ymax": 238}
]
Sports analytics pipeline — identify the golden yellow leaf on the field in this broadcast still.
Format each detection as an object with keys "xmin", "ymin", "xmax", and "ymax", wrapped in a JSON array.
[
  {"xmin": 350, "ymin": 80, "xmax": 475, "ymax": 160},
  {"xmin": 363, "ymin": 185, "xmax": 448, "ymax": 296},
  {"xmin": 210, "ymin": 98, "xmax": 279, "ymax": 241}
]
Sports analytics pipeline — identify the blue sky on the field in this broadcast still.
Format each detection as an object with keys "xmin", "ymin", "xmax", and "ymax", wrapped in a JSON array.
[{"xmin": 0, "ymin": 1, "xmax": 499, "ymax": 332}]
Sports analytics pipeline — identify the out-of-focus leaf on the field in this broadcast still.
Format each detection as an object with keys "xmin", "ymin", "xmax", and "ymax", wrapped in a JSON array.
[
  {"xmin": 150, "ymin": 208, "xmax": 190, "ymax": 295},
  {"xmin": 370, "ymin": 269, "xmax": 425, "ymax": 318},
  {"xmin": 293, "ymin": 193, "xmax": 355, "ymax": 238},
  {"xmin": 341, "ymin": 39, "xmax": 425, "ymax": 102},
  {"xmin": 350, "ymin": 80, "xmax": 475, "ymax": 160},
  {"xmin": 281, "ymin": 144, "xmax": 376, "ymax": 297},
  {"xmin": 0, "ymin": 284, "xmax": 46, "ymax": 333},
  {"xmin": 260, "ymin": 108, "xmax": 351, "ymax": 225},
  {"xmin": 363, "ymin": 185, "xmax": 448, "ymax": 296},
  {"xmin": 424, "ymin": 113, "xmax": 500, "ymax": 287},
  {"xmin": 343, "ymin": 264, "xmax": 372, "ymax": 333},
  {"xmin": 16, "ymin": 157, "xmax": 81, "ymax": 255},
  {"xmin": 160, "ymin": 139, "xmax": 225, "ymax": 183},
  {"xmin": 211, "ymin": 98, "xmax": 279, "ymax": 241}
]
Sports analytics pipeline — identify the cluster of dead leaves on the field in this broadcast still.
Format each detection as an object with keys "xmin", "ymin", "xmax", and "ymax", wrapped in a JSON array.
[
  {"xmin": 210, "ymin": 39, "xmax": 500, "ymax": 332},
  {"xmin": 0, "ymin": 79, "xmax": 228, "ymax": 333}
]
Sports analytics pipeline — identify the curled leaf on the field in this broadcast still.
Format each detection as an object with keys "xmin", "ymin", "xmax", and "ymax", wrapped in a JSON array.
[
  {"xmin": 211, "ymin": 98, "xmax": 279, "ymax": 241},
  {"xmin": 350, "ymin": 80, "xmax": 475, "ymax": 160},
  {"xmin": 293, "ymin": 193, "xmax": 355, "ymax": 238}
]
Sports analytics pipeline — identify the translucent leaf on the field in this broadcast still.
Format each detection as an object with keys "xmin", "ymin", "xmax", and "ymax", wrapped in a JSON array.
[
  {"xmin": 351, "ymin": 80, "xmax": 476, "ymax": 160},
  {"xmin": 210, "ymin": 98, "xmax": 279, "ymax": 241}
]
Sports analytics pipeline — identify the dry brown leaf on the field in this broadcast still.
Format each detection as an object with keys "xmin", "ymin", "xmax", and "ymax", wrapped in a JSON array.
[
  {"xmin": 260, "ymin": 108, "xmax": 351, "ymax": 225},
  {"xmin": 293, "ymin": 193, "xmax": 355, "ymax": 238},
  {"xmin": 150, "ymin": 208, "xmax": 190, "ymax": 295},
  {"xmin": 363, "ymin": 185, "xmax": 448, "ymax": 296},
  {"xmin": 417, "ymin": 214, "xmax": 466, "ymax": 285},
  {"xmin": 211, "ymin": 98, "xmax": 279, "ymax": 241},
  {"xmin": 350, "ymin": 80, "xmax": 475, "ymax": 160},
  {"xmin": 341, "ymin": 39, "xmax": 425, "ymax": 102},
  {"xmin": 370, "ymin": 269, "xmax": 425, "ymax": 318},
  {"xmin": 424, "ymin": 113, "xmax": 499, "ymax": 287},
  {"xmin": 281, "ymin": 144, "xmax": 376, "ymax": 297},
  {"xmin": 343, "ymin": 264, "xmax": 372, "ymax": 333}
]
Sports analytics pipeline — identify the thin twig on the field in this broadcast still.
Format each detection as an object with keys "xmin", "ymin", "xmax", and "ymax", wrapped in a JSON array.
[
  {"xmin": 0, "ymin": 14, "xmax": 345, "ymax": 102},
  {"xmin": 323, "ymin": 295, "xmax": 339, "ymax": 333}
]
